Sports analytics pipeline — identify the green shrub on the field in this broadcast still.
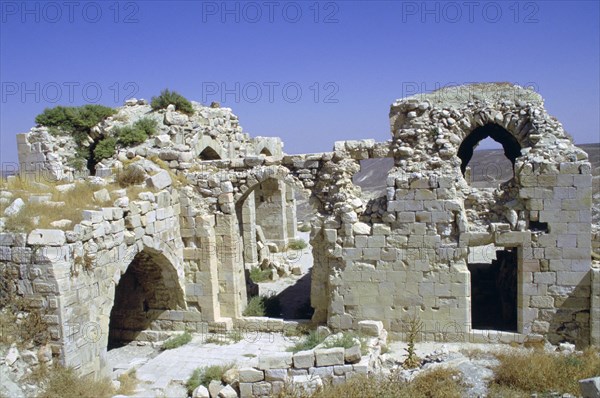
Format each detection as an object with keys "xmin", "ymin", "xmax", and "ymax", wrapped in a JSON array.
[
  {"xmin": 134, "ymin": 117, "xmax": 158, "ymax": 136},
  {"xmin": 249, "ymin": 266, "xmax": 271, "ymax": 283},
  {"xmin": 287, "ymin": 329, "xmax": 327, "ymax": 353},
  {"xmin": 186, "ymin": 364, "xmax": 234, "ymax": 395},
  {"xmin": 243, "ymin": 296, "xmax": 266, "ymax": 316},
  {"xmin": 287, "ymin": 239, "xmax": 308, "ymax": 250},
  {"xmin": 115, "ymin": 125, "xmax": 147, "ymax": 146},
  {"xmin": 114, "ymin": 117, "xmax": 158, "ymax": 147},
  {"xmin": 35, "ymin": 105, "xmax": 116, "ymax": 145},
  {"xmin": 151, "ymin": 89, "xmax": 194, "ymax": 115},
  {"xmin": 162, "ymin": 332, "xmax": 192, "ymax": 350},
  {"xmin": 94, "ymin": 137, "xmax": 117, "ymax": 161}
]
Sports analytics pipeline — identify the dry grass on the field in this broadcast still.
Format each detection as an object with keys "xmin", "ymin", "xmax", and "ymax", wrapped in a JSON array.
[
  {"xmin": 1, "ymin": 177, "xmax": 112, "ymax": 231},
  {"xmin": 276, "ymin": 367, "xmax": 464, "ymax": 398},
  {"xmin": 2, "ymin": 174, "xmax": 157, "ymax": 233},
  {"xmin": 115, "ymin": 165, "xmax": 146, "ymax": 187},
  {"xmin": 490, "ymin": 347, "xmax": 600, "ymax": 396},
  {"xmin": 117, "ymin": 370, "xmax": 138, "ymax": 395},
  {"xmin": 0, "ymin": 267, "xmax": 50, "ymax": 347},
  {"xmin": 39, "ymin": 366, "xmax": 115, "ymax": 398}
]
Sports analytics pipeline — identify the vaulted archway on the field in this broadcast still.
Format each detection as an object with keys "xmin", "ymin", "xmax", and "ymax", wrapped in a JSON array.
[{"xmin": 108, "ymin": 249, "xmax": 184, "ymax": 349}]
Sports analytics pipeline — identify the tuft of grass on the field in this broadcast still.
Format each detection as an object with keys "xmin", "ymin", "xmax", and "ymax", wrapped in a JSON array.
[
  {"xmin": 39, "ymin": 366, "xmax": 115, "ymax": 398},
  {"xmin": 116, "ymin": 165, "xmax": 147, "ymax": 187},
  {"xmin": 186, "ymin": 364, "xmax": 234, "ymax": 395},
  {"xmin": 249, "ymin": 266, "xmax": 271, "ymax": 283},
  {"xmin": 298, "ymin": 223, "xmax": 311, "ymax": 232},
  {"xmin": 151, "ymin": 89, "xmax": 194, "ymax": 115},
  {"xmin": 117, "ymin": 370, "xmax": 138, "ymax": 395},
  {"xmin": 162, "ymin": 332, "xmax": 192, "ymax": 350},
  {"xmin": 490, "ymin": 347, "xmax": 600, "ymax": 396},
  {"xmin": 287, "ymin": 239, "xmax": 308, "ymax": 250},
  {"xmin": 287, "ymin": 329, "xmax": 327, "ymax": 353}
]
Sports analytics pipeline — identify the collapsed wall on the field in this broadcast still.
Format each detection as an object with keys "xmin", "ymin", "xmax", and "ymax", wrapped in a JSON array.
[{"xmin": 1, "ymin": 83, "xmax": 597, "ymax": 378}]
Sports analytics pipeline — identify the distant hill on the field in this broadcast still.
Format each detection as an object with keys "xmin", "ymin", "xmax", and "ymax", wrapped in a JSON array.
[{"xmin": 353, "ymin": 143, "xmax": 599, "ymax": 195}]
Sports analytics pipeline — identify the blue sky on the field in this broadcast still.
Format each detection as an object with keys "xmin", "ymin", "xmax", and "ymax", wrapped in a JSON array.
[{"xmin": 1, "ymin": 0, "xmax": 599, "ymax": 167}]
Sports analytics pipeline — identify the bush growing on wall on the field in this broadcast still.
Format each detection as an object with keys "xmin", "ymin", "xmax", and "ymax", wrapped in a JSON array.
[
  {"xmin": 151, "ymin": 89, "xmax": 194, "ymax": 115},
  {"xmin": 115, "ymin": 117, "xmax": 158, "ymax": 146},
  {"xmin": 35, "ymin": 105, "xmax": 116, "ymax": 145},
  {"xmin": 35, "ymin": 105, "xmax": 117, "ymax": 171}
]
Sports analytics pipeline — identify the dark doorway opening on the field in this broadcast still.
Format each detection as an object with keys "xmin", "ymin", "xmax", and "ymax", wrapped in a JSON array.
[
  {"xmin": 468, "ymin": 247, "xmax": 518, "ymax": 331},
  {"xmin": 108, "ymin": 250, "xmax": 182, "ymax": 349}
]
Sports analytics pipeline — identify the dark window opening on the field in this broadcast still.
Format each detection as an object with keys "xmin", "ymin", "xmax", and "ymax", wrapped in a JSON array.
[
  {"xmin": 468, "ymin": 247, "xmax": 518, "ymax": 332},
  {"xmin": 530, "ymin": 220, "xmax": 549, "ymax": 233},
  {"xmin": 458, "ymin": 124, "xmax": 521, "ymax": 178},
  {"xmin": 199, "ymin": 146, "xmax": 221, "ymax": 160},
  {"xmin": 260, "ymin": 148, "xmax": 272, "ymax": 156}
]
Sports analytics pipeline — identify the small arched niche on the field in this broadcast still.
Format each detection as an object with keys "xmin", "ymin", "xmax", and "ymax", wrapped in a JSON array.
[{"xmin": 199, "ymin": 146, "xmax": 221, "ymax": 161}]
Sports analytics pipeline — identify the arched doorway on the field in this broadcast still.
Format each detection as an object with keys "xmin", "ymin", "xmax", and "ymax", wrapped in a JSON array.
[{"xmin": 108, "ymin": 249, "xmax": 184, "ymax": 349}]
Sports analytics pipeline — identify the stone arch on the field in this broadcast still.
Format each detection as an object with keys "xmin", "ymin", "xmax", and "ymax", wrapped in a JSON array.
[
  {"xmin": 259, "ymin": 147, "xmax": 273, "ymax": 156},
  {"xmin": 199, "ymin": 146, "xmax": 222, "ymax": 160},
  {"xmin": 108, "ymin": 247, "xmax": 185, "ymax": 348},
  {"xmin": 458, "ymin": 123, "xmax": 522, "ymax": 176}
]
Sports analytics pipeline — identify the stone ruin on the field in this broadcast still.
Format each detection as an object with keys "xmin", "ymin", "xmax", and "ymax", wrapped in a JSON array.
[{"xmin": 1, "ymin": 83, "xmax": 598, "ymax": 377}]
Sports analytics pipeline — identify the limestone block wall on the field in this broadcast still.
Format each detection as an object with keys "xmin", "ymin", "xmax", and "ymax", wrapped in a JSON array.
[
  {"xmin": 308, "ymin": 84, "xmax": 594, "ymax": 347},
  {"xmin": 0, "ymin": 188, "xmax": 191, "ymax": 376}
]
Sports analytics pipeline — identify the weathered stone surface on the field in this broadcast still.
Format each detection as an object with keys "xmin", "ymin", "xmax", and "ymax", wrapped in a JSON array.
[
  {"xmin": 579, "ymin": 377, "xmax": 600, "ymax": 398},
  {"xmin": 293, "ymin": 350, "xmax": 315, "ymax": 368},
  {"xmin": 27, "ymin": 229, "xmax": 65, "ymax": 246},
  {"xmin": 239, "ymin": 367, "xmax": 263, "ymax": 383},
  {"xmin": 344, "ymin": 344, "xmax": 362, "ymax": 364},
  {"xmin": 358, "ymin": 320, "xmax": 383, "ymax": 337},
  {"xmin": 258, "ymin": 353, "xmax": 293, "ymax": 370},
  {"xmin": 4, "ymin": 198, "xmax": 24, "ymax": 216},
  {"xmin": 146, "ymin": 170, "xmax": 172, "ymax": 190},
  {"xmin": 315, "ymin": 347, "xmax": 344, "ymax": 367},
  {"xmin": 192, "ymin": 385, "xmax": 209, "ymax": 398},
  {"xmin": 217, "ymin": 385, "xmax": 238, "ymax": 398}
]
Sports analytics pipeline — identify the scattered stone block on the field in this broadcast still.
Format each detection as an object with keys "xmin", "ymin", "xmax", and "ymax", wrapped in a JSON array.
[
  {"xmin": 579, "ymin": 377, "xmax": 600, "ymax": 398},
  {"xmin": 239, "ymin": 367, "xmax": 264, "ymax": 383},
  {"xmin": 146, "ymin": 170, "xmax": 172, "ymax": 190},
  {"xmin": 4, "ymin": 198, "xmax": 24, "ymax": 216},
  {"xmin": 358, "ymin": 320, "xmax": 383, "ymax": 337},
  {"xmin": 344, "ymin": 344, "xmax": 362, "ymax": 364}
]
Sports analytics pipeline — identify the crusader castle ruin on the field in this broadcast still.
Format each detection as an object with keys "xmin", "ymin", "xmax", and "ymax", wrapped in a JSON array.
[{"xmin": 1, "ymin": 83, "xmax": 598, "ymax": 376}]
